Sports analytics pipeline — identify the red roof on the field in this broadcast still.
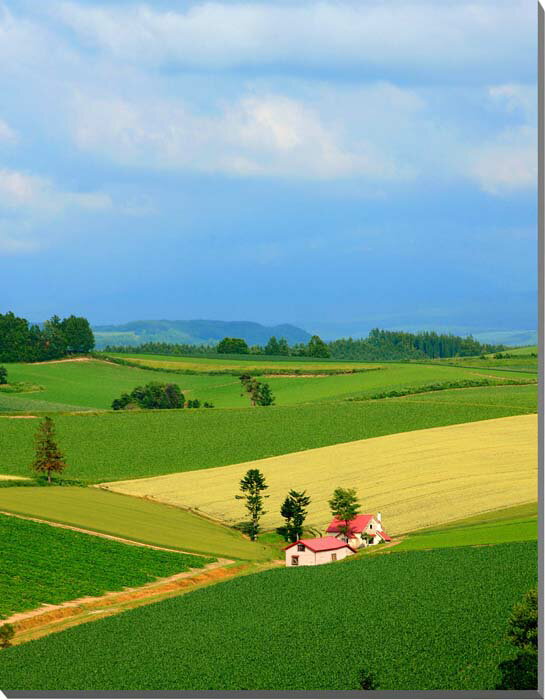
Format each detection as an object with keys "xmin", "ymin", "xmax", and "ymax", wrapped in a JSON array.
[
  {"xmin": 377, "ymin": 530, "xmax": 391, "ymax": 542},
  {"xmin": 326, "ymin": 514, "xmax": 374, "ymax": 536},
  {"xmin": 284, "ymin": 537, "xmax": 357, "ymax": 553}
]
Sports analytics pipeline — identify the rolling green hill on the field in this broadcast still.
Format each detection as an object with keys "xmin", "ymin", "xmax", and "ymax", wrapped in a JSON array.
[
  {"xmin": 93, "ymin": 319, "xmax": 311, "ymax": 348},
  {"xmin": 0, "ymin": 383, "xmax": 536, "ymax": 483},
  {"xmin": 0, "ymin": 356, "xmax": 536, "ymax": 413}
]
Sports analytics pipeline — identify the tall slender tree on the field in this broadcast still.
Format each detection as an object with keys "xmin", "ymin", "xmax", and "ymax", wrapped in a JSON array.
[
  {"xmin": 31, "ymin": 417, "xmax": 67, "ymax": 483},
  {"xmin": 281, "ymin": 489, "xmax": 311, "ymax": 541},
  {"xmin": 235, "ymin": 469, "xmax": 269, "ymax": 540}
]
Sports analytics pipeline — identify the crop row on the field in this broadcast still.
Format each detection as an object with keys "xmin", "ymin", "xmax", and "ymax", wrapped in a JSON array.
[
  {"xmin": 0, "ymin": 541, "xmax": 537, "ymax": 690},
  {"xmin": 0, "ymin": 514, "xmax": 212, "ymax": 618}
]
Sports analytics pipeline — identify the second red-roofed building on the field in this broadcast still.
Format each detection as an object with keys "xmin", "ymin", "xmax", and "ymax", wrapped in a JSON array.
[{"xmin": 326, "ymin": 512, "xmax": 391, "ymax": 550}]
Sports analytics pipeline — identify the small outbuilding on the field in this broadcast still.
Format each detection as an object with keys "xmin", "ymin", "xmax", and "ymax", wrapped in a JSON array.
[{"xmin": 284, "ymin": 537, "xmax": 356, "ymax": 567}]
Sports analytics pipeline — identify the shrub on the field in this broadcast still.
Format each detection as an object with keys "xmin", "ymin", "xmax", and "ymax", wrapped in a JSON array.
[{"xmin": 112, "ymin": 382, "xmax": 185, "ymax": 410}]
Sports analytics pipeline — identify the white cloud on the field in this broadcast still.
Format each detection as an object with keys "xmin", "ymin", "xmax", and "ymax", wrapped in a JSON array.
[
  {"xmin": 468, "ymin": 129, "xmax": 536, "ymax": 195},
  {"xmin": 466, "ymin": 84, "xmax": 537, "ymax": 194},
  {"xmin": 54, "ymin": 1, "xmax": 534, "ymax": 78},
  {"xmin": 0, "ymin": 167, "xmax": 112, "ymax": 253},
  {"xmin": 0, "ymin": 168, "xmax": 111, "ymax": 213},
  {"xmin": 70, "ymin": 91, "xmax": 411, "ymax": 180},
  {"xmin": 0, "ymin": 118, "xmax": 17, "ymax": 143}
]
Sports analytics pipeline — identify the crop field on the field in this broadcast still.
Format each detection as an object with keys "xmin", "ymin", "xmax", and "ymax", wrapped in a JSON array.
[
  {"xmin": 397, "ymin": 382, "xmax": 537, "ymax": 410},
  {"xmin": 0, "ymin": 383, "xmax": 536, "ymax": 483},
  {"xmin": 0, "ymin": 514, "xmax": 213, "ymax": 618},
  {"xmin": 1, "ymin": 357, "xmax": 536, "ymax": 413},
  {"xmin": 1, "ymin": 360, "xmax": 244, "ymax": 411},
  {"xmin": 102, "ymin": 414, "xmax": 537, "ymax": 534},
  {"xmin": 0, "ymin": 488, "xmax": 270, "ymax": 560},
  {"xmin": 428, "ymin": 353, "xmax": 538, "ymax": 373},
  {"xmin": 0, "ymin": 541, "xmax": 537, "ymax": 690},
  {"xmin": 104, "ymin": 352, "xmax": 378, "ymax": 371},
  {"xmin": 394, "ymin": 502, "xmax": 537, "ymax": 552}
]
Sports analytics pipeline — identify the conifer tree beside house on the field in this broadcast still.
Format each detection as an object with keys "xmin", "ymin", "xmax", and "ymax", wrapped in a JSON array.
[
  {"xmin": 280, "ymin": 489, "xmax": 311, "ymax": 542},
  {"xmin": 31, "ymin": 417, "xmax": 67, "ymax": 483}
]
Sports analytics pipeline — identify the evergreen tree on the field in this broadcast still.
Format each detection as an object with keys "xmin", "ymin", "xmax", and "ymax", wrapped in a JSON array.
[
  {"xmin": 281, "ymin": 489, "xmax": 311, "ymax": 541},
  {"xmin": 62, "ymin": 315, "xmax": 95, "ymax": 353},
  {"xmin": 307, "ymin": 335, "xmax": 330, "ymax": 358},
  {"xmin": 265, "ymin": 336, "xmax": 280, "ymax": 355},
  {"xmin": 328, "ymin": 487, "xmax": 361, "ymax": 542},
  {"xmin": 0, "ymin": 366, "xmax": 7, "ymax": 384},
  {"xmin": 31, "ymin": 417, "xmax": 67, "ymax": 483},
  {"xmin": 496, "ymin": 588, "xmax": 538, "ymax": 690},
  {"xmin": 235, "ymin": 469, "xmax": 269, "ymax": 540},
  {"xmin": 217, "ymin": 337, "xmax": 249, "ymax": 354},
  {"xmin": 277, "ymin": 337, "xmax": 290, "ymax": 355},
  {"xmin": 42, "ymin": 315, "xmax": 68, "ymax": 360},
  {"xmin": 257, "ymin": 382, "xmax": 275, "ymax": 406}
]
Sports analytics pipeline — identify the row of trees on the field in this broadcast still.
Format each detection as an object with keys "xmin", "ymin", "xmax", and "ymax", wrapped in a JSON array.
[
  {"xmin": 235, "ymin": 467, "xmax": 361, "ymax": 543},
  {"xmin": 217, "ymin": 334, "xmax": 331, "ymax": 358},
  {"xmin": 0, "ymin": 312, "xmax": 95, "ymax": 362},
  {"xmin": 239, "ymin": 375, "xmax": 275, "ymax": 406},
  {"xmin": 105, "ymin": 329, "xmax": 503, "ymax": 362},
  {"xmin": 111, "ymin": 382, "xmax": 213, "ymax": 410}
]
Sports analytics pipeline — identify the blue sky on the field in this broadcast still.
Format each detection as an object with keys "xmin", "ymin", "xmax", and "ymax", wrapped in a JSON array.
[{"xmin": 0, "ymin": 0, "xmax": 537, "ymax": 339}]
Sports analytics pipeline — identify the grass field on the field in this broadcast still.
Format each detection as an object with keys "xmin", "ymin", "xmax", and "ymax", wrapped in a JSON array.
[
  {"xmin": 0, "ymin": 357, "xmax": 536, "ymax": 413},
  {"xmin": 0, "ymin": 514, "xmax": 213, "ymax": 618},
  {"xmin": 0, "ymin": 541, "xmax": 536, "ymax": 690},
  {"xmin": 0, "ymin": 383, "xmax": 537, "ymax": 483},
  {"xmin": 102, "ymin": 414, "xmax": 537, "ymax": 534},
  {"xmin": 394, "ymin": 502, "xmax": 538, "ymax": 551},
  {"xmin": 0, "ymin": 488, "xmax": 270, "ymax": 560}
]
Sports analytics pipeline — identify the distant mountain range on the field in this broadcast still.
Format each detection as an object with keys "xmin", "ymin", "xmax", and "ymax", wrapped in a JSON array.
[{"xmin": 93, "ymin": 319, "xmax": 312, "ymax": 349}]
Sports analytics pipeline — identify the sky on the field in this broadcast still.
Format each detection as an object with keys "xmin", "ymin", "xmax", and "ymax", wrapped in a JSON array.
[{"xmin": 0, "ymin": 0, "xmax": 538, "ymax": 339}]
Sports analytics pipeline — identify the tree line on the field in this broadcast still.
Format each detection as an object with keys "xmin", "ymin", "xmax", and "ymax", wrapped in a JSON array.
[
  {"xmin": 0, "ymin": 311, "xmax": 95, "ymax": 362},
  {"xmin": 235, "ymin": 467, "xmax": 361, "ymax": 543},
  {"xmin": 105, "ymin": 328, "xmax": 504, "ymax": 361}
]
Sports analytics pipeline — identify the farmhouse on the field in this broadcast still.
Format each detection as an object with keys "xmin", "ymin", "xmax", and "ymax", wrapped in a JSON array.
[
  {"xmin": 284, "ymin": 537, "xmax": 356, "ymax": 567},
  {"xmin": 326, "ymin": 512, "xmax": 391, "ymax": 550}
]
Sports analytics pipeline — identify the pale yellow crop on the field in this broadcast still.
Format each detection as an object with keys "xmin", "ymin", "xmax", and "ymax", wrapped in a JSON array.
[{"xmin": 101, "ymin": 414, "xmax": 537, "ymax": 535}]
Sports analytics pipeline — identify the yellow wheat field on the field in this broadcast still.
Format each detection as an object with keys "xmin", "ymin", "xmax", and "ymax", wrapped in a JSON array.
[{"xmin": 101, "ymin": 415, "xmax": 537, "ymax": 535}]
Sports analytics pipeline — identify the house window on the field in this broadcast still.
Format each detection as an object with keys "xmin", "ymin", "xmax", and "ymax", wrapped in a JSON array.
[
  {"xmin": 331, "ymin": 553, "xmax": 337, "ymax": 561},
  {"xmin": 291, "ymin": 556, "xmax": 299, "ymax": 566},
  {"xmin": 297, "ymin": 544, "xmax": 305, "ymax": 551},
  {"xmin": 369, "ymin": 524, "xmax": 373, "ymax": 529}
]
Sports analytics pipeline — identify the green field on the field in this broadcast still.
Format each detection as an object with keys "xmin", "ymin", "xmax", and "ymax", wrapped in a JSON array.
[
  {"xmin": 0, "ymin": 514, "xmax": 213, "ymax": 618},
  {"xmin": 428, "ymin": 352, "xmax": 538, "ymax": 374},
  {"xmin": 395, "ymin": 502, "xmax": 538, "ymax": 552},
  {"xmin": 0, "ymin": 488, "xmax": 270, "ymax": 561},
  {"xmin": 0, "ymin": 383, "xmax": 536, "ymax": 483},
  {"xmin": 0, "ymin": 357, "xmax": 536, "ymax": 413},
  {"xmin": 0, "ymin": 541, "xmax": 536, "ymax": 690}
]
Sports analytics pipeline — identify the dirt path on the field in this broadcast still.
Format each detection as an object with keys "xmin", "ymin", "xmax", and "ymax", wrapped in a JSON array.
[
  {"xmin": 0, "ymin": 509, "xmax": 210, "ymax": 556},
  {"xmin": 29, "ymin": 357, "xmax": 94, "ymax": 365},
  {"xmin": 7, "ymin": 559, "xmax": 281, "ymax": 646}
]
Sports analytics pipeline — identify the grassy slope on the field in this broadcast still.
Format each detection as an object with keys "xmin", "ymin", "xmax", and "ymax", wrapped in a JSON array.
[
  {"xmin": 394, "ymin": 502, "xmax": 538, "ymax": 551},
  {"xmin": 103, "ymin": 414, "xmax": 537, "ymax": 534},
  {"xmin": 1, "ymin": 358, "xmax": 536, "ymax": 412},
  {"xmin": 0, "ymin": 488, "xmax": 270, "ymax": 561},
  {"xmin": 0, "ymin": 542, "xmax": 537, "ymax": 691},
  {"xmin": 0, "ymin": 384, "xmax": 536, "ymax": 483},
  {"xmin": 0, "ymin": 514, "xmax": 213, "ymax": 618}
]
